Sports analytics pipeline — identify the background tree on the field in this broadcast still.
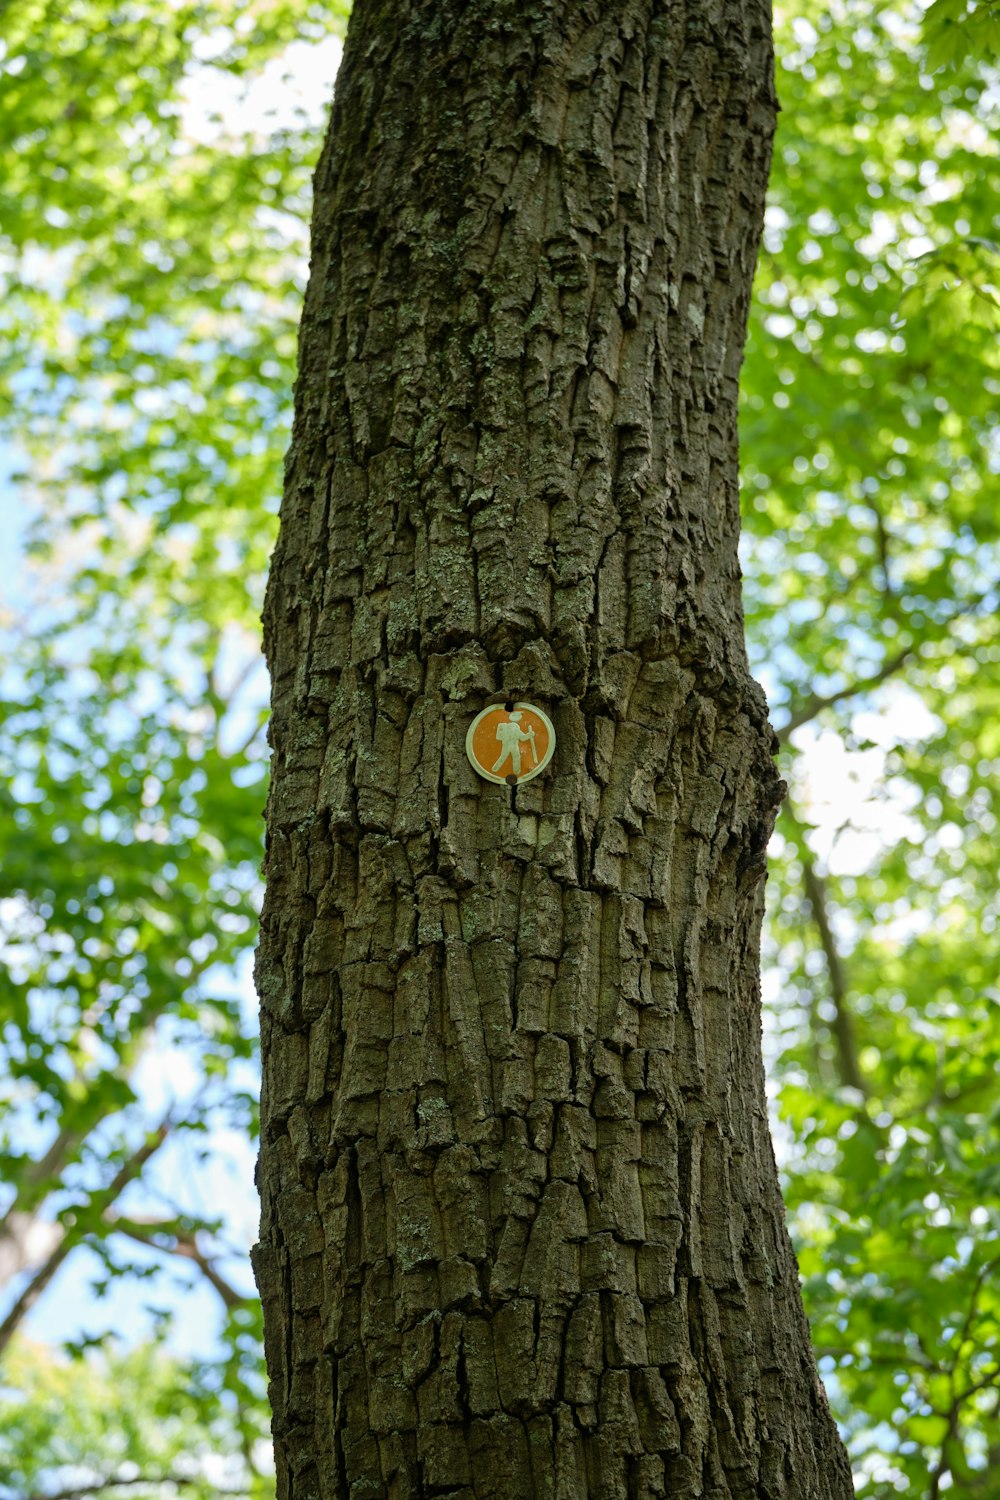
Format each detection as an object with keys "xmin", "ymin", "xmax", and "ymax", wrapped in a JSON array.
[
  {"xmin": 0, "ymin": 1, "xmax": 996, "ymax": 1496},
  {"xmin": 0, "ymin": 1337, "xmax": 270, "ymax": 1500},
  {"xmin": 0, "ymin": 1, "xmax": 348, "ymax": 1488},
  {"xmin": 742, "ymin": 5, "xmax": 1000, "ymax": 1492}
]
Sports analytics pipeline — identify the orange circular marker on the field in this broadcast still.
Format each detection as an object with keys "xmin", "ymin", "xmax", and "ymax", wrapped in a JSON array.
[{"xmin": 466, "ymin": 702, "xmax": 555, "ymax": 786}]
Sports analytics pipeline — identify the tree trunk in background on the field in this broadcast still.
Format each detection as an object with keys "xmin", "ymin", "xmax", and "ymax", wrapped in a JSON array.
[{"xmin": 254, "ymin": 1, "xmax": 854, "ymax": 1495}]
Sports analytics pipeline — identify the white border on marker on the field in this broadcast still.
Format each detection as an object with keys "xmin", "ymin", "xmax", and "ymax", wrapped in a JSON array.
[{"xmin": 465, "ymin": 702, "xmax": 556, "ymax": 786}]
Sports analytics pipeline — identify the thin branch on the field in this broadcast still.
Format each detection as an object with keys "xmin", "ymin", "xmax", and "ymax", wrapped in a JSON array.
[
  {"xmin": 0, "ymin": 1120, "xmax": 172, "ymax": 1357},
  {"xmin": 1, "ymin": 964, "xmax": 223, "ymax": 1283},
  {"xmin": 26, "ymin": 1475, "xmax": 249, "ymax": 1500},
  {"xmin": 814, "ymin": 1345, "xmax": 940, "ymax": 1374},
  {"xmin": 961, "ymin": 1391, "xmax": 1000, "ymax": 1490},
  {"xmin": 800, "ymin": 855, "xmax": 867, "ymax": 1096},
  {"xmin": 0, "ymin": 1212, "xmax": 65, "ymax": 1288},
  {"xmin": 929, "ymin": 1413, "xmax": 959, "ymax": 1500},
  {"xmin": 951, "ymin": 1255, "xmax": 1000, "ymax": 1372},
  {"xmin": 928, "ymin": 1259, "xmax": 1000, "ymax": 1500},
  {"xmin": 0, "ymin": 1233, "xmax": 75, "ymax": 1355},
  {"xmin": 206, "ymin": 649, "xmax": 263, "ymax": 745},
  {"xmin": 0, "ymin": 1124, "xmax": 86, "ymax": 1219},
  {"xmin": 776, "ymin": 587, "xmax": 994, "ymax": 746},
  {"xmin": 226, "ymin": 714, "xmax": 268, "ymax": 764},
  {"xmin": 868, "ymin": 495, "xmax": 896, "ymax": 601},
  {"xmin": 106, "ymin": 1216, "xmax": 249, "ymax": 1312},
  {"xmin": 783, "ymin": 799, "xmax": 868, "ymax": 1097},
  {"xmin": 777, "ymin": 646, "xmax": 912, "ymax": 744},
  {"xmin": 27, "ymin": 1478, "xmax": 192, "ymax": 1500},
  {"xmin": 0, "ymin": 1121, "xmax": 94, "ymax": 1261}
]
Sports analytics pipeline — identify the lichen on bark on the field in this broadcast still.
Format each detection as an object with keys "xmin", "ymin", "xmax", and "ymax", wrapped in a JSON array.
[{"xmin": 254, "ymin": 1, "xmax": 856, "ymax": 1495}]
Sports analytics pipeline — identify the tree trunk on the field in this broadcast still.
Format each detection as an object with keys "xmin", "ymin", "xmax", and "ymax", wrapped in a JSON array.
[{"xmin": 253, "ymin": 2, "xmax": 854, "ymax": 1496}]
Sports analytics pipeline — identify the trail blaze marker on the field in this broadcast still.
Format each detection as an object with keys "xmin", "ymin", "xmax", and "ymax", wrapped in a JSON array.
[{"xmin": 465, "ymin": 702, "xmax": 556, "ymax": 787}]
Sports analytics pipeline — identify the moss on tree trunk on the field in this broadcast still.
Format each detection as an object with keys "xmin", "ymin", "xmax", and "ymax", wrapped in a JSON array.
[{"xmin": 254, "ymin": 1, "xmax": 855, "ymax": 1495}]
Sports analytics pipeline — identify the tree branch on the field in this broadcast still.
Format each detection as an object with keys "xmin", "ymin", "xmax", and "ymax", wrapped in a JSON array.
[
  {"xmin": 782, "ymin": 799, "xmax": 867, "ymax": 1097},
  {"xmin": 1, "ymin": 1124, "xmax": 86, "ymax": 1216},
  {"xmin": 106, "ymin": 1215, "xmax": 249, "ymax": 1312},
  {"xmin": 777, "ymin": 646, "xmax": 912, "ymax": 745},
  {"xmin": 814, "ymin": 1345, "xmax": 939, "ymax": 1373},
  {"xmin": 26, "ymin": 1475, "xmax": 249, "ymax": 1500},
  {"xmin": 1, "ymin": 975, "xmax": 223, "ymax": 1288},
  {"xmin": 868, "ymin": 494, "xmax": 896, "ymax": 601},
  {"xmin": 0, "ymin": 1212, "xmax": 66, "ymax": 1289},
  {"xmin": 927, "ymin": 1258, "xmax": 1000, "ymax": 1500},
  {"xmin": 799, "ymin": 855, "xmax": 867, "ymax": 1096},
  {"xmin": 951, "ymin": 1255, "xmax": 1000, "ymax": 1372},
  {"xmin": 0, "ymin": 1120, "xmax": 172, "ymax": 1357},
  {"xmin": 776, "ymin": 589, "xmax": 994, "ymax": 746},
  {"xmin": 0, "ymin": 1124, "xmax": 92, "ymax": 1268},
  {"xmin": 0, "ymin": 1233, "xmax": 75, "ymax": 1357},
  {"xmin": 206, "ymin": 647, "xmax": 263, "ymax": 751}
]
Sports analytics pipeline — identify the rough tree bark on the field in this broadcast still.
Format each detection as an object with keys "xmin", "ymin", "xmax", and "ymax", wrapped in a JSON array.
[{"xmin": 253, "ymin": 1, "xmax": 855, "ymax": 1496}]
